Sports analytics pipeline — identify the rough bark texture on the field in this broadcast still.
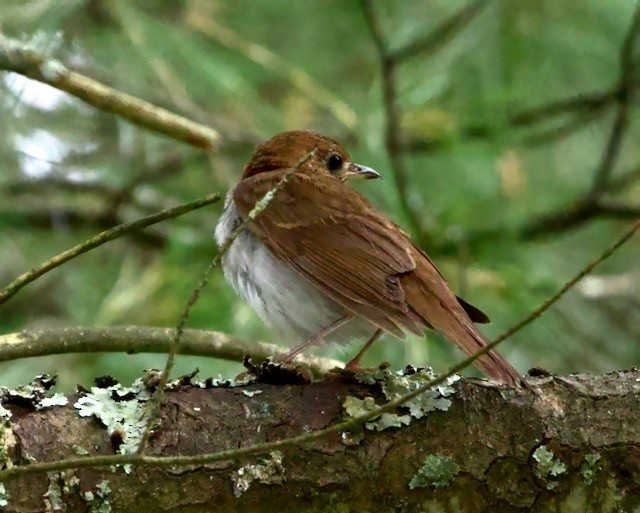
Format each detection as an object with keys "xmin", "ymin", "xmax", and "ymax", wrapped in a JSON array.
[{"xmin": 1, "ymin": 369, "xmax": 639, "ymax": 512}]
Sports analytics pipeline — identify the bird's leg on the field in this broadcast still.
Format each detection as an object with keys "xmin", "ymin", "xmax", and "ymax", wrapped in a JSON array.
[
  {"xmin": 344, "ymin": 328, "xmax": 383, "ymax": 370},
  {"xmin": 277, "ymin": 314, "xmax": 353, "ymax": 363}
]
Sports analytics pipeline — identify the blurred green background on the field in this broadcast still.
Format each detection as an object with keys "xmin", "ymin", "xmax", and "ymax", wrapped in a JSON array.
[{"xmin": 1, "ymin": 0, "xmax": 638, "ymax": 390}]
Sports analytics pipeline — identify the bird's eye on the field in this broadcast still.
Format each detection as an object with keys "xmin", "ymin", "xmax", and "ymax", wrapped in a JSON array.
[{"xmin": 327, "ymin": 154, "xmax": 343, "ymax": 172}]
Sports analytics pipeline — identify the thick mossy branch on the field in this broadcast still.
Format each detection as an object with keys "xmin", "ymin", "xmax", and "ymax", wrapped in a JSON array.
[{"xmin": 0, "ymin": 369, "xmax": 638, "ymax": 512}]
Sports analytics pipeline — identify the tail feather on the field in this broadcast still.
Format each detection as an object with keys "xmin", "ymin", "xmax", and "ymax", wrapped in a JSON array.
[
  {"xmin": 401, "ymin": 251, "xmax": 525, "ymax": 388},
  {"xmin": 445, "ymin": 309, "xmax": 524, "ymax": 387}
]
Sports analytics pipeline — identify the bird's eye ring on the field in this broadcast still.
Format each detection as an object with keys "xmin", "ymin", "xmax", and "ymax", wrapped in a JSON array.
[{"xmin": 327, "ymin": 154, "xmax": 343, "ymax": 172}]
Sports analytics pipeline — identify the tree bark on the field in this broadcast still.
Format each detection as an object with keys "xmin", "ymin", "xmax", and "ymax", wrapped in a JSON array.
[{"xmin": 1, "ymin": 368, "xmax": 639, "ymax": 512}]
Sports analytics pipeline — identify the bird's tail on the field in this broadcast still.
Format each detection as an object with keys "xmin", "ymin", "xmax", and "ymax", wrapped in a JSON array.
[
  {"xmin": 441, "ymin": 308, "xmax": 525, "ymax": 387},
  {"xmin": 401, "ymin": 257, "xmax": 526, "ymax": 388}
]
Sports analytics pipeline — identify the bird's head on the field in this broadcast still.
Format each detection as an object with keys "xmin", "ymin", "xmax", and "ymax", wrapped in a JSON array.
[{"xmin": 242, "ymin": 130, "xmax": 380, "ymax": 182}]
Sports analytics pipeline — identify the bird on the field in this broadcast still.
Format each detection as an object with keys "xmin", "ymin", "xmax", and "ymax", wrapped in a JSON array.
[{"xmin": 215, "ymin": 130, "xmax": 524, "ymax": 387}]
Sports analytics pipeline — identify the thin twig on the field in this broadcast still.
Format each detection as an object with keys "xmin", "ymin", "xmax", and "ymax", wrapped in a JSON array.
[
  {"xmin": 1, "ymin": 218, "xmax": 636, "ymax": 481},
  {"xmin": 186, "ymin": 13, "xmax": 357, "ymax": 131},
  {"xmin": 0, "ymin": 33, "xmax": 221, "ymax": 149},
  {"xmin": 391, "ymin": 0, "xmax": 489, "ymax": 62},
  {"xmin": 0, "ymin": 326, "xmax": 343, "ymax": 376},
  {"xmin": 404, "ymin": 88, "xmax": 621, "ymax": 153},
  {"xmin": 520, "ymin": 201, "xmax": 640, "ymax": 239},
  {"xmin": 0, "ymin": 193, "xmax": 221, "ymax": 307},
  {"xmin": 496, "ymin": 220, "xmax": 639, "ymax": 343},
  {"xmin": 605, "ymin": 165, "xmax": 640, "ymax": 193},
  {"xmin": 589, "ymin": 6, "xmax": 640, "ymax": 193},
  {"xmin": 136, "ymin": 150, "xmax": 316, "ymax": 454},
  {"xmin": 360, "ymin": 0, "xmax": 431, "ymax": 246}
]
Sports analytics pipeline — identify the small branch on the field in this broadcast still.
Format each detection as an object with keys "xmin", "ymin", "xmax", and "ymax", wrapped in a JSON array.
[
  {"xmin": 361, "ymin": 0, "xmax": 431, "ymax": 246},
  {"xmin": 391, "ymin": 0, "xmax": 489, "ymax": 62},
  {"xmin": 0, "ymin": 193, "xmax": 221, "ymax": 307},
  {"xmin": 404, "ymin": 89, "xmax": 619, "ymax": 153},
  {"xmin": 0, "ymin": 33, "xmax": 221, "ymax": 149},
  {"xmin": 0, "ymin": 326, "xmax": 342, "ymax": 375},
  {"xmin": 518, "ymin": 110, "xmax": 603, "ymax": 147},
  {"xmin": 512, "ymin": 91, "xmax": 616, "ymax": 126},
  {"xmin": 495, "ymin": 219, "xmax": 639, "ymax": 343},
  {"xmin": 0, "ymin": 208, "xmax": 168, "ymax": 248},
  {"xmin": 606, "ymin": 164, "xmax": 640, "ymax": 193},
  {"xmin": 589, "ymin": 6, "xmax": 640, "ymax": 193},
  {"xmin": 185, "ymin": 14, "xmax": 357, "ymax": 131}
]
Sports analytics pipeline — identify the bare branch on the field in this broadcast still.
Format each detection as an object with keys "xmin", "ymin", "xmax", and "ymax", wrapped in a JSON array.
[
  {"xmin": 0, "ymin": 193, "xmax": 220, "ymax": 307},
  {"xmin": 521, "ymin": 200, "xmax": 640, "ymax": 239},
  {"xmin": 589, "ymin": 6, "xmax": 640, "ymax": 193},
  {"xmin": 361, "ymin": 0, "xmax": 431, "ymax": 246},
  {"xmin": 185, "ymin": 14, "xmax": 357, "ymax": 131},
  {"xmin": 0, "ymin": 34, "xmax": 221, "ymax": 149},
  {"xmin": 0, "ymin": 326, "xmax": 342, "ymax": 376},
  {"xmin": 391, "ymin": 0, "xmax": 489, "ymax": 62},
  {"xmin": 606, "ymin": 164, "xmax": 640, "ymax": 193}
]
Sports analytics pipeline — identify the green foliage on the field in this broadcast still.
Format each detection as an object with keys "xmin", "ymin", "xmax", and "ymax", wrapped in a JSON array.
[{"xmin": 1, "ymin": 0, "xmax": 639, "ymax": 389}]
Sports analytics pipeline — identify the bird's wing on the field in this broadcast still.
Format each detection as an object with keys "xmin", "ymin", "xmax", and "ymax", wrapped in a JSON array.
[{"xmin": 232, "ymin": 170, "xmax": 423, "ymax": 337}]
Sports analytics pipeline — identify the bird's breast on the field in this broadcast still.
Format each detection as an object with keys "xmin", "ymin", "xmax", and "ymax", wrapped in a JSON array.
[{"xmin": 215, "ymin": 195, "xmax": 375, "ymax": 346}]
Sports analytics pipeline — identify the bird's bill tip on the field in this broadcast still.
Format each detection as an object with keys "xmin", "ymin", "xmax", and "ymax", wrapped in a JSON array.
[{"xmin": 345, "ymin": 163, "xmax": 381, "ymax": 180}]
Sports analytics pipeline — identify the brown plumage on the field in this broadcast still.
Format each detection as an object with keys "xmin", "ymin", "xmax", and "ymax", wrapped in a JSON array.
[{"xmin": 217, "ymin": 130, "xmax": 524, "ymax": 387}]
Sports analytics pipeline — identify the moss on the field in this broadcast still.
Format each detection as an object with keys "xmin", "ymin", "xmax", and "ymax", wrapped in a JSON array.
[{"xmin": 409, "ymin": 454, "xmax": 460, "ymax": 489}]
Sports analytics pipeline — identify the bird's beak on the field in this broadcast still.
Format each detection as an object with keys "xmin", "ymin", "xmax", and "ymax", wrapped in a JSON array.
[{"xmin": 345, "ymin": 163, "xmax": 381, "ymax": 180}]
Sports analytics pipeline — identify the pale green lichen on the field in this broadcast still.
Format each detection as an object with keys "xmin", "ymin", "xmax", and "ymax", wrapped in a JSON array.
[
  {"xmin": 193, "ymin": 374, "xmax": 254, "ymax": 389},
  {"xmin": 409, "ymin": 454, "xmax": 460, "ymax": 489},
  {"xmin": 1, "ymin": 374, "xmax": 68, "ymax": 411},
  {"xmin": 241, "ymin": 389, "xmax": 263, "ymax": 398},
  {"xmin": 344, "ymin": 367, "xmax": 459, "ymax": 431},
  {"xmin": 74, "ymin": 379, "xmax": 149, "ymax": 456},
  {"xmin": 37, "ymin": 393, "xmax": 68, "ymax": 410},
  {"xmin": 231, "ymin": 451, "xmax": 285, "ymax": 498},
  {"xmin": 44, "ymin": 472, "xmax": 64, "ymax": 513},
  {"xmin": 343, "ymin": 396, "xmax": 411, "ymax": 431},
  {"xmin": 0, "ymin": 483, "xmax": 9, "ymax": 508},
  {"xmin": 0, "ymin": 422, "xmax": 17, "ymax": 470},
  {"xmin": 580, "ymin": 453, "xmax": 601, "ymax": 485},
  {"xmin": 533, "ymin": 445, "xmax": 567, "ymax": 490},
  {"xmin": 84, "ymin": 480, "xmax": 112, "ymax": 513}
]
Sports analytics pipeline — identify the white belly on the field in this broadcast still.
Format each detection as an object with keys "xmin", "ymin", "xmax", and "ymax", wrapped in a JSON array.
[{"xmin": 215, "ymin": 196, "xmax": 376, "ymax": 347}]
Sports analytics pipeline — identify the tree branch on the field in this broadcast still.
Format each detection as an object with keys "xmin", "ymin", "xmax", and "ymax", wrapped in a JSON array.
[
  {"xmin": 0, "ymin": 370, "xmax": 638, "ymax": 510},
  {"xmin": 589, "ymin": 6, "xmax": 640, "ymax": 193},
  {"xmin": 520, "ymin": 200, "xmax": 640, "ymax": 239},
  {"xmin": 361, "ymin": 0, "xmax": 431, "ymax": 247},
  {"xmin": 0, "ymin": 34, "xmax": 221, "ymax": 150},
  {"xmin": 391, "ymin": 0, "xmax": 489, "ymax": 62},
  {"xmin": 0, "ymin": 193, "xmax": 220, "ymax": 307},
  {"xmin": 0, "ymin": 326, "xmax": 342, "ymax": 376}
]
